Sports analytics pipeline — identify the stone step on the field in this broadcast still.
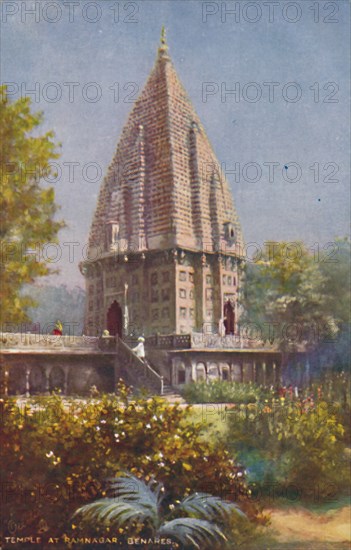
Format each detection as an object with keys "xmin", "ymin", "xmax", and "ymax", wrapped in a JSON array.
[
  {"xmin": 161, "ymin": 385, "xmax": 184, "ymax": 401},
  {"xmin": 162, "ymin": 386, "xmax": 178, "ymax": 394}
]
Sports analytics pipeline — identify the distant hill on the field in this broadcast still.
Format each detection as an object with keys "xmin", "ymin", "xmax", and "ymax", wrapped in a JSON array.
[{"xmin": 26, "ymin": 285, "xmax": 86, "ymax": 335}]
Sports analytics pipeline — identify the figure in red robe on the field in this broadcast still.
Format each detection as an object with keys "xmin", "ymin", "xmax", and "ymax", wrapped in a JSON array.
[{"xmin": 52, "ymin": 320, "xmax": 63, "ymax": 335}]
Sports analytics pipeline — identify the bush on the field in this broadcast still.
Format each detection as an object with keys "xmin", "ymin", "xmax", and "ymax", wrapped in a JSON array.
[
  {"xmin": 0, "ymin": 381, "xmax": 260, "ymax": 540},
  {"xmin": 310, "ymin": 371, "xmax": 351, "ymax": 442},
  {"xmin": 225, "ymin": 399, "xmax": 349, "ymax": 501},
  {"xmin": 181, "ymin": 380, "xmax": 266, "ymax": 404}
]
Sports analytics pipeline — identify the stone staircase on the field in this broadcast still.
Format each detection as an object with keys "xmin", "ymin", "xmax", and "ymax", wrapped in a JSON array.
[
  {"xmin": 116, "ymin": 337, "xmax": 183, "ymax": 400},
  {"xmin": 121, "ymin": 369, "xmax": 184, "ymax": 401}
]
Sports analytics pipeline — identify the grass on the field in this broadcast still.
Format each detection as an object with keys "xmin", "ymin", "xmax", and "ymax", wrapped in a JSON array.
[{"xmin": 184, "ymin": 403, "xmax": 228, "ymax": 441}]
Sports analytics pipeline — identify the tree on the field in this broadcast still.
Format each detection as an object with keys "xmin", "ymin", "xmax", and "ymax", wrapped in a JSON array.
[
  {"xmin": 27, "ymin": 284, "xmax": 86, "ymax": 335},
  {"xmin": 0, "ymin": 85, "xmax": 64, "ymax": 326},
  {"xmin": 240, "ymin": 241, "xmax": 338, "ymax": 354},
  {"xmin": 72, "ymin": 472, "xmax": 246, "ymax": 549},
  {"xmin": 318, "ymin": 237, "xmax": 350, "ymax": 327},
  {"xmin": 313, "ymin": 237, "xmax": 351, "ymax": 369}
]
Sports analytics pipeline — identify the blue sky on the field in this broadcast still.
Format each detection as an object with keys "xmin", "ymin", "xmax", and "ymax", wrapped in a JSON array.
[{"xmin": 1, "ymin": 0, "xmax": 350, "ymax": 287}]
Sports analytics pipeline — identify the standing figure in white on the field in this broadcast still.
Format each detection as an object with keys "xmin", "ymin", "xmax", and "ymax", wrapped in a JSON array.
[{"xmin": 133, "ymin": 336, "xmax": 145, "ymax": 360}]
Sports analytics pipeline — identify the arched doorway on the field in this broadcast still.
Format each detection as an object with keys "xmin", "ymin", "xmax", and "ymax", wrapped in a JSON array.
[
  {"xmin": 223, "ymin": 300, "xmax": 235, "ymax": 335},
  {"xmin": 196, "ymin": 363, "xmax": 206, "ymax": 381},
  {"xmin": 177, "ymin": 363, "xmax": 186, "ymax": 385},
  {"xmin": 220, "ymin": 362, "xmax": 230, "ymax": 381},
  {"xmin": 107, "ymin": 301, "xmax": 123, "ymax": 336}
]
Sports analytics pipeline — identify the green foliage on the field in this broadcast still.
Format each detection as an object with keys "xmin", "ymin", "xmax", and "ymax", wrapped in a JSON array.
[
  {"xmin": 73, "ymin": 472, "xmax": 246, "ymax": 549},
  {"xmin": 313, "ymin": 237, "xmax": 351, "ymax": 369},
  {"xmin": 313, "ymin": 371, "xmax": 350, "ymax": 407},
  {"xmin": 318, "ymin": 237, "xmax": 351, "ymax": 327},
  {"xmin": 26, "ymin": 284, "xmax": 85, "ymax": 334},
  {"xmin": 0, "ymin": 85, "xmax": 65, "ymax": 324},
  {"xmin": 181, "ymin": 380, "xmax": 265, "ymax": 404},
  {"xmin": 1, "ymin": 382, "xmax": 258, "ymax": 541},
  {"xmin": 310, "ymin": 371, "xmax": 351, "ymax": 442},
  {"xmin": 225, "ymin": 397, "xmax": 349, "ymax": 500},
  {"xmin": 240, "ymin": 241, "xmax": 339, "ymax": 352}
]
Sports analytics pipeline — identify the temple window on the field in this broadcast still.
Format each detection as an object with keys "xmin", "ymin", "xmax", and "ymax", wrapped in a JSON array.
[{"xmin": 224, "ymin": 222, "xmax": 235, "ymax": 242}]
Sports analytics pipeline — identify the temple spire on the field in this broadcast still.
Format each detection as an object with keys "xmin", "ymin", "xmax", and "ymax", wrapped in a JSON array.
[{"xmin": 88, "ymin": 30, "xmax": 243, "ymax": 256}]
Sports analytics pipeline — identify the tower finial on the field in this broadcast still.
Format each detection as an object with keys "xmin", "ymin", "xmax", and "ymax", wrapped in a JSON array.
[
  {"xmin": 158, "ymin": 25, "xmax": 169, "ymax": 59},
  {"xmin": 161, "ymin": 25, "xmax": 167, "ymax": 46}
]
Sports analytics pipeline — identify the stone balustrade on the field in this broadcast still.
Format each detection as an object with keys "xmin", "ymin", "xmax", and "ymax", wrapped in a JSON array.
[
  {"xmin": 0, "ymin": 332, "xmax": 102, "ymax": 352},
  {"xmin": 143, "ymin": 332, "xmax": 282, "ymax": 351},
  {"xmin": 145, "ymin": 333, "xmax": 191, "ymax": 350},
  {"xmin": 191, "ymin": 332, "xmax": 279, "ymax": 350}
]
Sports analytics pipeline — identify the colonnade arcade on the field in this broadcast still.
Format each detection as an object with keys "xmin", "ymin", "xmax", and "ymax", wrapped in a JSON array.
[{"xmin": 171, "ymin": 354, "xmax": 281, "ymax": 387}]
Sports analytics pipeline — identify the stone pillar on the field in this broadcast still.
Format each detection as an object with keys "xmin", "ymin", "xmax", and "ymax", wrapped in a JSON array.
[
  {"xmin": 272, "ymin": 362, "xmax": 276, "ymax": 385},
  {"xmin": 123, "ymin": 282, "xmax": 129, "ymax": 337},
  {"xmin": 63, "ymin": 368, "xmax": 69, "ymax": 395},
  {"xmin": 25, "ymin": 368, "xmax": 31, "ymax": 398},
  {"xmin": 169, "ymin": 359, "xmax": 174, "ymax": 386},
  {"xmin": 45, "ymin": 367, "xmax": 51, "ymax": 395},
  {"xmin": 193, "ymin": 360, "xmax": 199, "ymax": 383},
  {"xmin": 262, "ymin": 362, "xmax": 266, "ymax": 386},
  {"xmin": 4, "ymin": 368, "xmax": 9, "ymax": 397}
]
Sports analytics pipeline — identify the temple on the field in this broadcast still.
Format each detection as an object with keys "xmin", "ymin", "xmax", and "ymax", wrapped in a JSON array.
[
  {"xmin": 82, "ymin": 29, "xmax": 244, "ymax": 340},
  {"xmin": 0, "ymin": 32, "xmax": 306, "ymax": 397}
]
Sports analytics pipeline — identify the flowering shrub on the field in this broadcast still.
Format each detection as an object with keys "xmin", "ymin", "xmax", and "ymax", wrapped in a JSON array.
[
  {"xmin": 0, "ymin": 381, "xmax": 259, "ymax": 540},
  {"xmin": 225, "ymin": 398, "xmax": 349, "ymax": 500},
  {"xmin": 310, "ymin": 371, "xmax": 351, "ymax": 442}
]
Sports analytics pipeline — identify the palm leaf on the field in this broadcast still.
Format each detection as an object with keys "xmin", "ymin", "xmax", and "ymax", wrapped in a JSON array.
[
  {"xmin": 175, "ymin": 492, "xmax": 246, "ymax": 522},
  {"xmin": 158, "ymin": 517, "xmax": 228, "ymax": 550},
  {"xmin": 72, "ymin": 499, "xmax": 156, "ymax": 530},
  {"xmin": 73, "ymin": 474, "xmax": 162, "ymax": 530},
  {"xmin": 107, "ymin": 473, "xmax": 164, "ymax": 510}
]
